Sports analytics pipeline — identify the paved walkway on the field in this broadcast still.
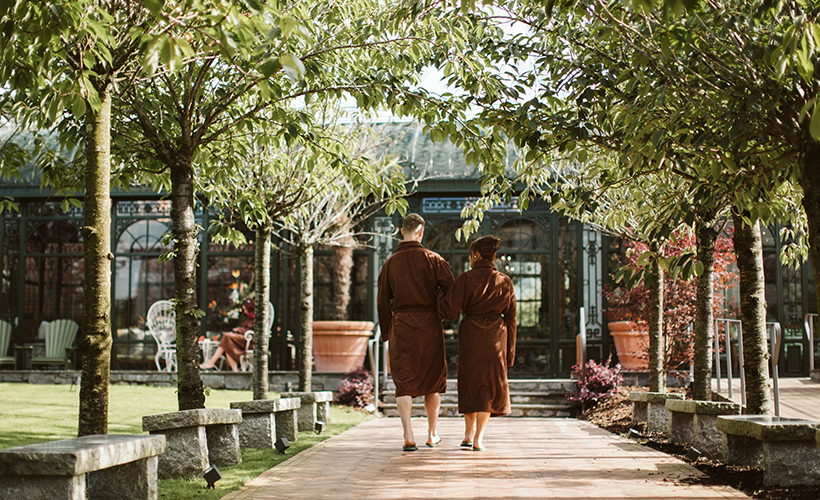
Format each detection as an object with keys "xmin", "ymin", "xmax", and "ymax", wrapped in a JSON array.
[
  {"xmin": 222, "ymin": 417, "xmax": 748, "ymax": 500},
  {"xmin": 712, "ymin": 376, "xmax": 820, "ymax": 420}
]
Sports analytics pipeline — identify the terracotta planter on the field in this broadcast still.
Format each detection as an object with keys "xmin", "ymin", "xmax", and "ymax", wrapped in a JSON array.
[
  {"xmin": 312, "ymin": 321, "xmax": 375, "ymax": 373},
  {"xmin": 609, "ymin": 321, "xmax": 649, "ymax": 371}
]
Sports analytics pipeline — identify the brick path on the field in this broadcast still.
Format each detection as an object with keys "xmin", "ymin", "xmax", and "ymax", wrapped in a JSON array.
[
  {"xmin": 221, "ymin": 417, "xmax": 748, "ymax": 499},
  {"xmin": 712, "ymin": 376, "xmax": 820, "ymax": 420}
]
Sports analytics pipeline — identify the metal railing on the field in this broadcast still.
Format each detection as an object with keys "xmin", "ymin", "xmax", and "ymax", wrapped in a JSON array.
[
  {"xmin": 805, "ymin": 314, "xmax": 817, "ymax": 373},
  {"xmin": 713, "ymin": 318, "xmax": 782, "ymax": 415},
  {"xmin": 367, "ymin": 324, "xmax": 383, "ymax": 413},
  {"xmin": 714, "ymin": 318, "xmax": 743, "ymax": 405},
  {"xmin": 578, "ymin": 307, "xmax": 587, "ymax": 379}
]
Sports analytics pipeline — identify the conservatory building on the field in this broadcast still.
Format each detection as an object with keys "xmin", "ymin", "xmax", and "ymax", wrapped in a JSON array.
[{"xmin": 0, "ymin": 122, "xmax": 816, "ymax": 378}]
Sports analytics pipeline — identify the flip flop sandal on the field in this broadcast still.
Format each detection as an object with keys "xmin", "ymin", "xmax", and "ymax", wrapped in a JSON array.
[
  {"xmin": 460, "ymin": 441, "xmax": 473, "ymax": 447},
  {"xmin": 403, "ymin": 444, "xmax": 418, "ymax": 452}
]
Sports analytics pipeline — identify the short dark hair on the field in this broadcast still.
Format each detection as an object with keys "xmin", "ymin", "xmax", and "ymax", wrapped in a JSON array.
[
  {"xmin": 402, "ymin": 213, "xmax": 425, "ymax": 234},
  {"xmin": 470, "ymin": 235, "xmax": 501, "ymax": 260}
]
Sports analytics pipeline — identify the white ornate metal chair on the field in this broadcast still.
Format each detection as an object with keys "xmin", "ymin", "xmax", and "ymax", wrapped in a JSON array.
[
  {"xmin": 0, "ymin": 320, "xmax": 13, "ymax": 367},
  {"xmin": 32, "ymin": 319, "xmax": 79, "ymax": 369},
  {"xmin": 239, "ymin": 302, "xmax": 274, "ymax": 372},
  {"xmin": 147, "ymin": 300, "xmax": 176, "ymax": 372}
]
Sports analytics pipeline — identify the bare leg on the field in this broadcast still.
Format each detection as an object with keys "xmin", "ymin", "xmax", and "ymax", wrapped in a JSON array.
[
  {"xmin": 463, "ymin": 413, "xmax": 476, "ymax": 444},
  {"xmin": 473, "ymin": 412, "xmax": 491, "ymax": 449},
  {"xmin": 225, "ymin": 354, "xmax": 239, "ymax": 372},
  {"xmin": 200, "ymin": 346, "xmax": 225, "ymax": 369},
  {"xmin": 424, "ymin": 393, "xmax": 441, "ymax": 445},
  {"xmin": 396, "ymin": 395, "xmax": 415, "ymax": 447}
]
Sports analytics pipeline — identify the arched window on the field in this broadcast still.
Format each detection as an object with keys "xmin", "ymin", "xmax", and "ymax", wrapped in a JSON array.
[
  {"xmin": 494, "ymin": 219, "xmax": 550, "ymax": 339},
  {"xmin": 113, "ymin": 220, "xmax": 174, "ymax": 331}
]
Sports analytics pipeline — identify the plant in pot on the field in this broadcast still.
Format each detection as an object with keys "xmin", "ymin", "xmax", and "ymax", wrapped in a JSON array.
[{"xmin": 605, "ymin": 230, "xmax": 738, "ymax": 375}]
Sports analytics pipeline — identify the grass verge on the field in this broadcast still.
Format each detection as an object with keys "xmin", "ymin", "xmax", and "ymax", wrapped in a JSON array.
[{"xmin": 0, "ymin": 382, "xmax": 374, "ymax": 499}]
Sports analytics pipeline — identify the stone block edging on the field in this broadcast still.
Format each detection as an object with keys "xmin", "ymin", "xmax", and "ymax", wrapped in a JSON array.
[
  {"xmin": 280, "ymin": 391, "xmax": 333, "ymax": 432},
  {"xmin": 630, "ymin": 391, "xmax": 683, "ymax": 433},
  {"xmin": 230, "ymin": 398, "xmax": 302, "ymax": 449},
  {"xmin": 665, "ymin": 400, "xmax": 741, "ymax": 415},
  {"xmin": 717, "ymin": 415, "xmax": 820, "ymax": 486},
  {"xmin": 717, "ymin": 415, "xmax": 820, "ymax": 442},
  {"xmin": 142, "ymin": 408, "xmax": 243, "ymax": 479},
  {"xmin": 0, "ymin": 434, "xmax": 165, "ymax": 500},
  {"xmin": 629, "ymin": 391, "xmax": 684, "ymax": 404},
  {"xmin": 665, "ymin": 400, "xmax": 740, "ymax": 458},
  {"xmin": 230, "ymin": 397, "xmax": 301, "ymax": 414},
  {"xmin": 142, "ymin": 408, "xmax": 241, "ymax": 432}
]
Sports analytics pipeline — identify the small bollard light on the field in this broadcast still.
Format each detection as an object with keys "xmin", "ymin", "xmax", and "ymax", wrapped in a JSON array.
[
  {"xmin": 203, "ymin": 465, "xmax": 221, "ymax": 489},
  {"xmin": 685, "ymin": 447, "xmax": 701, "ymax": 462},
  {"xmin": 315, "ymin": 420, "xmax": 326, "ymax": 434},
  {"xmin": 275, "ymin": 437, "xmax": 290, "ymax": 454},
  {"xmin": 364, "ymin": 403, "xmax": 376, "ymax": 413},
  {"xmin": 284, "ymin": 381, "xmax": 293, "ymax": 392},
  {"xmin": 627, "ymin": 428, "xmax": 641, "ymax": 439}
]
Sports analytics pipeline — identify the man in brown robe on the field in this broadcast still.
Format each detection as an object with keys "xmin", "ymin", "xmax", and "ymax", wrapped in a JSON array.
[{"xmin": 377, "ymin": 213, "xmax": 454, "ymax": 451}]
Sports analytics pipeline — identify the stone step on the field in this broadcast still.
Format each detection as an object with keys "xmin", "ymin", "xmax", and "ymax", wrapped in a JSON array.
[{"xmin": 379, "ymin": 403, "xmax": 578, "ymax": 418}]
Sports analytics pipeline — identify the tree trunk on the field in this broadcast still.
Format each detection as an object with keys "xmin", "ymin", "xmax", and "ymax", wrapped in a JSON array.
[
  {"xmin": 801, "ymin": 142, "xmax": 820, "ymax": 340},
  {"xmin": 298, "ymin": 246, "xmax": 314, "ymax": 391},
  {"xmin": 330, "ymin": 229, "xmax": 354, "ymax": 321},
  {"xmin": 78, "ymin": 84, "xmax": 112, "ymax": 436},
  {"xmin": 171, "ymin": 156, "xmax": 205, "ymax": 410},
  {"xmin": 732, "ymin": 211, "xmax": 772, "ymax": 415},
  {"xmin": 253, "ymin": 225, "xmax": 272, "ymax": 400},
  {"xmin": 692, "ymin": 218, "xmax": 719, "ymax": 401},
  {"xmin": 648, "ymin": 244, "xmax": 665, "ymax": 393}
]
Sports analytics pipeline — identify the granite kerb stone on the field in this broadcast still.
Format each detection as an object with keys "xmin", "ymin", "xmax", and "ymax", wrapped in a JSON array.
[
  {"xmin": 230, "ymin": 397, "xmax": 301, "ymax": 414},
  {"xmin": 665, "ymin": 400, "xmax": 741, "ymax": 415},
  {"xmin": 280, "ymin": 391, "xmax": 333, "ymax": 432},
  {"xmin": 280, "ymin": 391, "xmax": 333, "ymax": 403},
  {"xmin": 142, "ymin": 408, "xmax": 242, "ymax": 432},
  {"xmin": 717, "ymin": 415, "xmax": 820, "ymax": 442},
  {"xmin": 0, "ymin": 434, "xmax": 166, "ymax": 476},
  {"xmin": 629, "ymin": 391, "xmax": 684, "ymax": 404}
]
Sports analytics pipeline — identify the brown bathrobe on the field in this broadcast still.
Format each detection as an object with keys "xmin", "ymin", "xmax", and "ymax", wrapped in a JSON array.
[
  {"xmin": 377, "ymin": 240, "xmax": 454, "ymax": 398},
  {"xmin": 439, "ymin": 260, "xmax": 516, "ymax": 416}
]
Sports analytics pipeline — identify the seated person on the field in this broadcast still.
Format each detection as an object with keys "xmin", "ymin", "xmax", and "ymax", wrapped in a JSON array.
[{"xmin": 201, "ymin": 299, "xmax": 254, "ymax": 372}]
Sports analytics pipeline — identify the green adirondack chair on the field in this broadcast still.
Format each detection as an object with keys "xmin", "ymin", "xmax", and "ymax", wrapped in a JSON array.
[
  {"xmin": 31, "ymin": 319, "xmax": 78, "ymax": 369},
  {"xmin": 0, "ymin": 320, "xmax": 13, "ymax": 367}
]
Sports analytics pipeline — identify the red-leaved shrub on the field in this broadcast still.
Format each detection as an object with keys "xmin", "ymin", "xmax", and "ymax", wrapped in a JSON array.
[
  {"xmin": 333, "ymin": 366, "xmax": 374, "ymax": 409},
  {"xmin": 566, "ymin": 355, "xmax": 623, "ymax": 405}
]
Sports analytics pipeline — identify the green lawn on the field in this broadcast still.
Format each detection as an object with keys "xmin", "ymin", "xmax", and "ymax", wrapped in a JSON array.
[{"xmin": 0, "ymin": 382, "xmax": 374, "ymax": 499}]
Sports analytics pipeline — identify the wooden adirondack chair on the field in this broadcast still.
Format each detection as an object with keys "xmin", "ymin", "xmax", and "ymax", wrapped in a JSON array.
[
  {"xmin": 147, "ymin": 300, "xmax": 176, "ymax": 372},
  {"xmin": 0, "ymin": 320, "xmax": 13, "ymax": 367},
  {"xmin": 239, "ymin": 302, "xmax": 274, "ymax": 372},
  {"xmin": 31, "ymin": 319, "xmax": 78, "ymax": 369}
]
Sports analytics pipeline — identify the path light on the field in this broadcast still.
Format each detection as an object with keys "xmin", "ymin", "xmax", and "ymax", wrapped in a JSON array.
[
  {"xmin": 685, "ymin": 447, "xmax": 701, "ymax": 461},
  {"xmin": 628, "ymin": 428, "xmax": 641, "ymax": 439},
  {"xmin": 203, "ymin": 465, "xmax": 221, "ymax": 489},
  {"xmin": 275, "ymin": 437, "xmax": 290, "ymax": 454},
  {"xmin": 315, "ymin": 421, "xmax": 326, "ymax": 434}
]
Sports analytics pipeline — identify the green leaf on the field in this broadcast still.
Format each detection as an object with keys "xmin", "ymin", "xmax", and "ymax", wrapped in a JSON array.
[
  {"xmin": 260, "ymin": 57, "xmax": 280, "ymax": 78},
  {"xmin": 71, "ymin": 97, "xmax": 86, "ymax": 118},
  {"xmin": 810, "ymin": 100, "xmax": 820, "ymax": 140}
]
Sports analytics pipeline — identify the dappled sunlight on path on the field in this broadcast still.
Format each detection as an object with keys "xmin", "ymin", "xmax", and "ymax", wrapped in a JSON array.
[{"xmin": 222, "ymin": 417, "xmax": 748, "ymax": 499}]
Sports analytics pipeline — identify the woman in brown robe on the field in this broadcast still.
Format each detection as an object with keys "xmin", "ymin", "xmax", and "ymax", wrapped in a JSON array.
[
  {"xmin": 438, "ymin": 235, "xmax": 516, "ymax": 451},
  {"xmin": 201, "ymin": 299, "xmax": 254, "ymax": 372}
]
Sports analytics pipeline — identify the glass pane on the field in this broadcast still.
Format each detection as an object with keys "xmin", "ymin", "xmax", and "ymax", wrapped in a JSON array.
[{"xmin": 205, "ymin": 255, "xmax": 255, "ymax": 333}]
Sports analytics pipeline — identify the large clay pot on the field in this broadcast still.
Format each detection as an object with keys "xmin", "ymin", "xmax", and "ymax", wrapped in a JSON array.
[
  {"xmin": 312, "ymin": 320, "xmax": 375, "ymax": 373},
  {"xmin": 608, "ymin": 321, "xmax": 649, "ymax": 371}
]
